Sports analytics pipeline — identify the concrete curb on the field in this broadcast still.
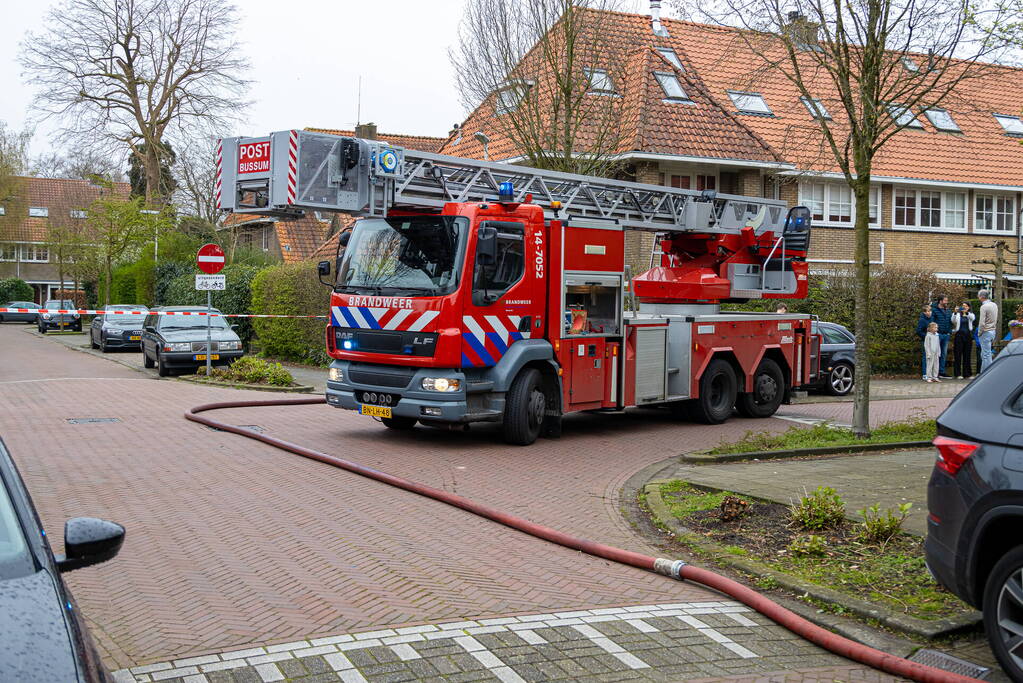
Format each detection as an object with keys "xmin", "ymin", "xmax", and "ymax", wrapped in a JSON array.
[
  {"xmin": 642, "ymin": 479, "xmax": 981, "ymax": 640},
  {"xmin": 176, "ymin": 376, "xmax": 315, "ymax": 394},
  {"xmin": 682, "ymin": 441, "xmax": 933, "ymax": 464}
]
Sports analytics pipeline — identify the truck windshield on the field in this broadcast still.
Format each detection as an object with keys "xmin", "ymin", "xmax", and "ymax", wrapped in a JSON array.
[{"xmin": 336, "ymin": 216, "xmax": 468, "ymax": 296}]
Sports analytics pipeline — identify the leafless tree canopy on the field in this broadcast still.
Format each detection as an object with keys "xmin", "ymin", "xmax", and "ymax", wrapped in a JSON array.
[
  {"xmin": 450, "ymin": 0, "xmax": 633, "ymax": 175},
  {"xmin": 30, "ymin": 149, "xmax": 126, "ymax": 182},
  {"xmin": 171, "ymin": 127, "xmax": 222, "ymax": 223},
  {"xmin": 20, "ymin": 0, "xmax": 251, "ymax": 205}
]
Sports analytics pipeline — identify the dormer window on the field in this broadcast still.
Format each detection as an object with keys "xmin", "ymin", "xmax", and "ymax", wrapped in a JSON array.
[
  {"xmin": 994, "ymin": 114, "xmax": 1023, "ymax": 136},
  {"xmin": 584, "ymin": 68, "xmax": 615, "ymax": 94},
  {"xmin": 728, "ymin": 91, "xmax": 772, "ymax": 115},
  {"xmin": 901, "ymin": 56, "xmax": 920, "ymax": 73},
  {"xmin": 801, "ymin": 97, "xmax": 831, "ymax": 120},
  {"xmin": 29, "ymin": 207, "xmax": 48, "ymax": 217},
  {"xmin": 924, "ymin": 108, "xmax": 960, "ymax": 132},
  {"xmin": 654, "ymin": 72, "xmax": 691, "ymax": 102},
  {"xmin": 655, "ymin": 48, "xmax": 684, "ymax": 71},
  {"xmin": 887, "ymin": 104, "xmax": 924, "ymax": 129}
]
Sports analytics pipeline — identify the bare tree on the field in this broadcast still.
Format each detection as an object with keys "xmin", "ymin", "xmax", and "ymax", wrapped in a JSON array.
[
  {"xmin": 0, "ymin": 122, "xmax": 31, "ymax": 253},
  {"xmin": 30, "ymin": 149, "xmax": 126, "ymax": 181},
  {"xmin": 450, "ymin": 0, "xmax": 632, "ymax": 176},
  {"xmin": 20, "ymin": 0, "xmax": 251, "ymax": 207},
  {"xmin": 171, "ymin": 129, "xmax": 221, "ymax": 223},
  {"xmin": 674, "ymin": 0, "xmax": 1022, "ymax": 437}
]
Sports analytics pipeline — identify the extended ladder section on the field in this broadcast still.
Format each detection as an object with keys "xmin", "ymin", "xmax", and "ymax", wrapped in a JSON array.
[{"xmin": 218, "ymin": 130, "xmax": 789, "ymax": 236}]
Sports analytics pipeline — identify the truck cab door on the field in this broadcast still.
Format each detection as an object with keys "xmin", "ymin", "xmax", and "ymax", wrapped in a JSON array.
[{"xmin": 461, "ymin": 219, "xmax": 544, "ymax": 367}]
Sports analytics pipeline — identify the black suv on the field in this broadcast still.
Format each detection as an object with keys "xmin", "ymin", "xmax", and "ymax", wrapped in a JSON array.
[
  {"xmin": 926, "ymin": 351, "xmax": 1023, "ymax": 680},
  {"xmin": 140, "ymin": 306, "xmax": 244, "ymax": 376},
  {"xmin": 809, "ymin": 321, "xmax": 855, "ymax": 396}
]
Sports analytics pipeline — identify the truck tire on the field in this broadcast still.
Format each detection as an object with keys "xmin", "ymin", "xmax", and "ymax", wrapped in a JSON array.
[
  {"xmin": 982, "ymin": 545, "xmax": 1023, "ymax": 682},
  {"xmin": 381, "ymin": 416, "xmax": 417, "ymax": 431},
  {"xmin": 690, "ymin": 358, "xmax": 737, "ymax": 425},
  {"xmin": 504, "ymin": 368, "xmax": 545, "ymax": 446},
  {"xmin": 736, "ymin": 358, "xmax": 784, "ymax": 418}
]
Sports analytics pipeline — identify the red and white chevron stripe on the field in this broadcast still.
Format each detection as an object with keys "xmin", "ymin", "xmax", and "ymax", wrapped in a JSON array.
[
  {"xmin": 286, "ymin": 130, "xmax": 298, "ymax": 205},
  {"xmin": 215, "ymin": 139, "xmax": 223, "ymax": 209}
]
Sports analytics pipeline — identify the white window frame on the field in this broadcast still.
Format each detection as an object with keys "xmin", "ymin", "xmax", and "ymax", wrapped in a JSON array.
[
  {"xmin": 994, "ymin": 114, "xmax": 1023, "ymax": 136},
  {"xmin": 584, "ymin": 68, "xmax": 615, "ymax": 94},
  {"xmin": 20, "ymin": 243, "xmax": 49, "ymax": 262},
  {"xmin": 656, "ymin": 47, "xmax": 684, "ymax": 71},
  {"xmin": 653, "ymin": 71, "xmax": 690, "ymax": 102},
  {"xmin": 798, "ymin": 181, "xmax": 880, "ymax": 228},
  {"xmin": 28, "ymin": 207, "xmax": 48, "ymax": 218},
  {"xmin": 892, "ymin": 187, "xmax": 969, "ymax": 233},
  {"xmin": 0, "ymin": 243, "xmax": 17, "ymax": 261},
  {"xmin": 974, "ymin": 193, "xmax": 1017, "ymax": 234},
  {"xmin": 800, "ymin": 97, "xmax": 831, "ymax": 120},
  {"xmin": 0, "ymin": 206, "xmax": 6, "ymax": 216},
  {"xmin": 924, "ymin": 108, "xmax": 960, "ymax": 132},
  {"xmin": 727, "ymin": 91, "xmax": 772, "ymax": 115},
  {"xmin": 887, "ymin": 104, "xmax": 924, "ymax": 129}
]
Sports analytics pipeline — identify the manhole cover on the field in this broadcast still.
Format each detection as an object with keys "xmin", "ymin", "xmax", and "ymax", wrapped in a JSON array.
[
  {"xmin": 908, "ymin": 649, "xmax": 990, "ymax": 679},
  {"xmin": 66, "ymin": 418, "xmax": 121, "ymax": 424}
]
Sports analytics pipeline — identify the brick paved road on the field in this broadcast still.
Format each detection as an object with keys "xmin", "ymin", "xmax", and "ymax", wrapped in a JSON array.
[{"xmin": 0, "ymin": 324, "xmax": 948, "ymax": 678}]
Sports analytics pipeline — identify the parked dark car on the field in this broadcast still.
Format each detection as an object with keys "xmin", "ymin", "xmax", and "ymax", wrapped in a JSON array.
[
  {"xmin": 0, "ymin": 436, "xmax": 125, "ymax": 682},
  {"xmin": 808, "ymin": 321, "xmax": 855, "ymax": 396},
  {"xmin": 38, "ymin": 299, "xmax": 81, "ymax": 333},
  {"xmin": 140, "ymin": 306, "xmax": 244, "ymax": 377},
  {"xmin": 0, "ymin": 301, "xmax": 41, "ymax": 323},
  {"xmin": 90, "ymin": 305, "xmax": 149, "ymax": 352},
  {"xmin": 925, "ymin": 352, "xmax": 1023, "ymax": 681}
]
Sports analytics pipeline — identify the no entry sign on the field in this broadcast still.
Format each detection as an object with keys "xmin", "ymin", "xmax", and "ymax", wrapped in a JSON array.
[{"xmin": 197, "ymin": 244, "xmax": 225, "ymax": 275}]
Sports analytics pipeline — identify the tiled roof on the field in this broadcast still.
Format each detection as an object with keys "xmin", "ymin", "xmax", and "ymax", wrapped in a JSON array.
[
  {"xmin": 305, "ymin": 128, "xmax": 447, "ymax": 153},
  {"xmin": 311, "ymin": 214, "xmax": 357, "ymax": 261},
  {"xmin": 439, "ymin": 8, "xmax": 1023, "ymax": 187},
  {"xmin": 223, "ymin": 212, "xmax": 338, "ymax": 263},
  {"xmin": 0, "ymin": 176, "xmax": 130, "ymax": 242}
]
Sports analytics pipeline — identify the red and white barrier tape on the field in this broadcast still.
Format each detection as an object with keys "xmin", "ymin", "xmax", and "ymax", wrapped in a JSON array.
[{"xmin": 1, "ymin": 308, "xmax": 327, "ymax": 319}]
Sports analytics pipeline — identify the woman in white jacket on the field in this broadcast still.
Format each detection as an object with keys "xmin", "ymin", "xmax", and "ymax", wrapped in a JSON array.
[{"xmin": 951, "ymin": 302, "xmax": 976, "ymax": 379}]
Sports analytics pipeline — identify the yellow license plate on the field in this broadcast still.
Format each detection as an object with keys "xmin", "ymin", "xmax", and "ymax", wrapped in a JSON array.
[
  {"xmin": 194, "ymin": 354, "xmax": 220, "ymax": 361},
  {"xmin": 360, "ymin": 405, "xmax": 392, "ymax": 418},
  {"xmin": 129, "ymin": 335, "xmax": 141, "ymax": 341}
]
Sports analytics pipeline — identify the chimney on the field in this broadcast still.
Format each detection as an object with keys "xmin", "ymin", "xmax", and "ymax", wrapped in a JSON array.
[
  {"xmin": 355, "ymin": 122, "xmax": 377, "ymax": 140},
  {"xmin": 783, "ymin": 12, "xmax": 820, "ymax": 49},
  {"xmin": 449, "ymin": 122, "xmax": 461, "ymax": 137},
  {"xmin": 650, "ymin": 0, "xmax": 670, "ymax": 37}
]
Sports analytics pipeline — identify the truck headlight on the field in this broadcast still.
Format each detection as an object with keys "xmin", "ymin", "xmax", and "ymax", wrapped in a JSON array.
[
  {"xmin": 165, "ymin": 342, "xmax": 191, "ymax": 352},
  {"xmin": 422, "ymin": 377, "xmax": 460, "ymax": 392},
  {"xmin": 220, "ymin": 341, "xmax": 241, "ymax": 350},
  {"xmin": 328, "ymin": 367, "xmax": 343, "ymax": 382}
]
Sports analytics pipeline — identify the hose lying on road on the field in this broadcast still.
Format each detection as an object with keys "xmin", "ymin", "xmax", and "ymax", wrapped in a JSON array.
[{"xmin": 186, "ymin": 397, "xmax": 978, "ymax": 683}]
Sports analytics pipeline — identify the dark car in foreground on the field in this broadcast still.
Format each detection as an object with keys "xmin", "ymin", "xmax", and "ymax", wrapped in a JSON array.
[
  {"xmin": 140, "ymin": 306, "xmax": 244, "ymax": 376},
  {"xmin": 0, "ymin": 301, "xmax": 41, "ymax": 323},
  {"xmin": 926, "ymin": 352, "xmax": 1023, "ymax": 680},
  {"xmin": 38, "ymin": 299, "xmax": 81, "ymax": 333},
  {"xmin": 0, "ymin": 437, "xmax": 125, "ymax": 682},
  {"xmin": 808, "ymin": 321, "xmax": 855, "ymax": 396},
  {"xmin": 90, "ymin": 305, "xmax": 149, "ymax": 352}
]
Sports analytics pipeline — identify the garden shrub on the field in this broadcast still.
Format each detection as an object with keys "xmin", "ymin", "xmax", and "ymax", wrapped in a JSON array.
[
  {"xmin": 163, "ymin": 264, "xmax": 262, "ymax": 345},
  {"xmin": 154, "ymin": 261, "xmax": 192, "ymax": 306},
  {"xmin": 857, "ymin": 502, "xmax": 912, "ymax": 544},
  {"xmin": 790, "ymin": 486, "xmax": 846, "ymax": 531},
  {"xmin": 0, "ymin": 278, "xmax": 34, "ymax": 302},
  {"xmin": 209, "ymin": 357, "xmax": 293, "ymax": 386},
  {"xmin": 788, "ymin": 534, "xmax": 827, "ymax": 557},
  {"xmin": 250, "ymin": 262, "xmax": 331, "ymax": 365}
]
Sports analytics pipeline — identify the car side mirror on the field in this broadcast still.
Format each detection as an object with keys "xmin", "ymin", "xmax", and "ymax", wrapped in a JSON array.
[
  {"xmin": 55, "ymin": 517, "xmax": 125, "ymax": 573},
  {"xmin": 145, "ymin": 325, "xmax": 156, "ymax": 333},
  {"xmin": 476, "ymin": 225, "xmax": 498, "ymax": 267}
]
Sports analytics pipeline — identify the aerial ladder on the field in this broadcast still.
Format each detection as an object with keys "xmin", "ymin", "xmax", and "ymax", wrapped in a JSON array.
[{"xmin": 219, "ymin": 130, "xmax": 818, "ymax": 445}]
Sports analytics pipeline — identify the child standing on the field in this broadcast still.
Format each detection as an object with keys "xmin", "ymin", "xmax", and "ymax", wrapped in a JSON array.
[{"xmin": 925, "ymin": 322, "xmax": 941, "ymax": 382}]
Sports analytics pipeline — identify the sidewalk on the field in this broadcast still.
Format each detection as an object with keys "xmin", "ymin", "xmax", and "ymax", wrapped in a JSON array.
[{"xmin": 793, "ymin": 377, "xmax": 968, "ymax": 403}]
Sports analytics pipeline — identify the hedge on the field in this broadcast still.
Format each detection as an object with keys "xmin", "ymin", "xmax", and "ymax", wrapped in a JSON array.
[
  {"xmin": 0, "ymin": 278, "xmax": 34, "ymax": 302},
  {"xmin": 725, "ymin": 266, "xmax": 965, "ymax": 374},
  {"xmin": 164, "ymin": 264, "xmax": 262, "ymax": 345},
  {"xmin": 250, "ymin": 262, "xmax": 331, "ymax": 365},
  {"xmin": 968, "ymin": 298, "xmax": 1023, "ymax": 336}
]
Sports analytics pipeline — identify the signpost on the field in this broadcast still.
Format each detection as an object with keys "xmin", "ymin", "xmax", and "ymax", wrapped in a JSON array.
[{"xmin": 196, "ymin": 244, "xmax": 226, "ymax": 377}]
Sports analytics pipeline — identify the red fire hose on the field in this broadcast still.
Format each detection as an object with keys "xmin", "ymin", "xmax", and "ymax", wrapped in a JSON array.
[{"xmin": 186, "ymin": 397, "xmax": 979, "ymax": 683}]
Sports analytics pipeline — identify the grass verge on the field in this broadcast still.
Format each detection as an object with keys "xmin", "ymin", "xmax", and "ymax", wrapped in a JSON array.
[{"xmin": 708, "ymin": 417, "xmax": 935, "ymax": 455}]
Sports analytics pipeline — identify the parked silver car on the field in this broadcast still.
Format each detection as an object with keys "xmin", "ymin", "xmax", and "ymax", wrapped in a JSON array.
[{"xmin": 0, "ymin": 301, "xmax": 41, "ymax": 324}]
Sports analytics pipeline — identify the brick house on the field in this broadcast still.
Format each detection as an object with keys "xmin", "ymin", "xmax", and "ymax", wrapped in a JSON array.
[
  {"xmin": 436, "ymin": 8, "xmax": 1023, "ymax": 285},
  {"xmin": 0, "ymin": 176, "xmax": 130, "ymax": 303}
]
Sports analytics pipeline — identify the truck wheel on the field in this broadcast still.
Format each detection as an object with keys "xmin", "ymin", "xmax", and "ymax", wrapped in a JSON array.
[
  {"xmin": 381, "ymin": 416, "xmax": 417, "ymax": 431},
  {"xmin": 691, "ymin": 359, "xmax": 737, "ymax": 425},
  {"xmin": 736, "ymin": 358, "xmax": 784, "ymax": 418},
  {"xmin": 504, "ymin": 368, "xmax": 545, "ymax": 446},
  {"xmin": 983, "ymin": 545, "xmax": 1023, "ymax": 682}
]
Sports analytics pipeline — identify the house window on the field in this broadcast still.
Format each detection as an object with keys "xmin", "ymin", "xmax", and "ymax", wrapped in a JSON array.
[
  {"xmin": 895, "ymin": 188, "xmax": 968, "ymax": 231},
  {"xmin": 828, "ymin": 184, "xmax": 852, "ymax": 223},
  {"xmin": 887, "ymin": 104, "xmax": 924, "ymax": 129},
  {"xmin": 801, "ymin": 182, "xmax": 880, "ymax": 227},
  {"xmin": 0, "ymin": 243, "xmax": 16, "ymax": 261},
  {"xmin": 584, "ymin": 68, "xmax": 615, "ymax": 94},
  {"xmin": 653, "ymin": 72, "xmax": 690, "ymax": 101},
  {"xmin": 21, "ymin": 244, "xmax": 49, "ymax": 262},
  {"xmin": 656, "ymin": 48, "xmax": 684, "ymax": 71},
  {"xmin": 696, "ymin": 175, "xmax": 716, "ymax": 192},
  {"xmin": 994, "ymin": 114, "xmax": 1023, "ymax": 136},
  {"xmin": 919, "ymin": 191, "xmax": 942, "ymax": 227},
  {"xmin": 801, "ymin": 97, "xmax": 831, "ymax": 120},
  {"xmin": 868, "ymin": 187, "xmax": 880, "ymax": 224},
  {"xmin": 946, "ymin": 192, "xmax": 966, "ymax": 229},
  {"xmin": 495, "ymin": 82, "xmax": 529, "ymax": 115},
  {"xmin": 29, "ymin": 207, "xmax": 48, "ymax": 217},
  {"xmin": 0, "ymin": 206, "xmax": 5, "ymax": 216},
  {"xmin": 727, "ymin": 91, "xmax": 772, "ymax": 115},
  {"xmin": 660, "ymin": 173, "xmax": 691, "ymax": 189},
  {"xmin": 924, "ymin": 108, "xmax": 960, "ymax": 132},
  {"xmin": 894, "ymin": 188, "xmax": 917, "ymax": 226},
  {"xmin": 261, "ymin": 226, "xmax": 270, "ymax": 251},
  {"xmin": 976, "ymin": 194, "xmax": 1015, "ymax": 232},
  {"xmin": 69, "ymin": 209, "xmax": 87, "ymax": 219}
]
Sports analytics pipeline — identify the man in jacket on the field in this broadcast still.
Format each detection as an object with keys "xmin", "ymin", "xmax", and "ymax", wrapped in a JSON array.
[
  {"xmin": 931, "ymin": 295, "xmax": 953, "ymax": 377},
  {"xmin": 978, "ymin": 289, "xmax": 998, "ymax": 372},
  {"xmin": 916, "ymin": 304, "xmax": 933, "ymax": 380}
]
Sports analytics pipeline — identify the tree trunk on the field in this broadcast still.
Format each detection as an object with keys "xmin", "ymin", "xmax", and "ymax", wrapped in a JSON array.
[
  {"xmin": 851, "ymin": 177, "xmax": 872, "ymax": 438},
  {"xmin": 145, "ymin": 147, "xmax": 162, "ymax": 206},
  {"xmin": 104, "ymin": 255, "xmax": 112, "ymax": 306}
]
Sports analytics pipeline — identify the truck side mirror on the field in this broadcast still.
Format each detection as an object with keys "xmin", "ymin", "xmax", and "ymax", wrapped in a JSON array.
[
  {"xmin": 476, "ymin": 226, "xmax": 498, "ymax": 267},
  {"xmin": 338, "ymin": 231, "xmax": 351, "ymax": 249},
  {"xmin": 317, "ymin": 260, "xmax": 333, "ymax": 288},
  {"xmin": 785, "ymin": 206, "xmax": 812, "ymax": 232}
]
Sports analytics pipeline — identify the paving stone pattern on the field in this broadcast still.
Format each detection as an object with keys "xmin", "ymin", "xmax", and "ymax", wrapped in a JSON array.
[{"xmin": 112, "ymin": 602, "xmax": 886, "ymax": 683}]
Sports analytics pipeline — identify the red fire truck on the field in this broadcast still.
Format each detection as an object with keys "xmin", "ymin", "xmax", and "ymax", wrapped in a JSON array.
[{"xmin": 218, "ymin": 130, "xmax": 819, "ymax": 445}]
